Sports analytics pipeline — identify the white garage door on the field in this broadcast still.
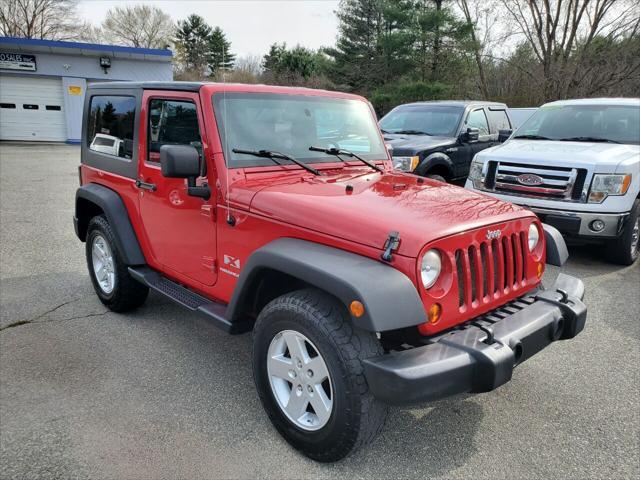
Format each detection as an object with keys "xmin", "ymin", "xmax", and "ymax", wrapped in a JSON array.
[{"xmin": 0, "ymin": 75, "xmax": 67, "ymax": 141}]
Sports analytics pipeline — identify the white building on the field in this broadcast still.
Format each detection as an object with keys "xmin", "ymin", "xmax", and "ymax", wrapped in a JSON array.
[{"xmin": 0, "ymin": 36, "xmax": 173, "ymax": 143}]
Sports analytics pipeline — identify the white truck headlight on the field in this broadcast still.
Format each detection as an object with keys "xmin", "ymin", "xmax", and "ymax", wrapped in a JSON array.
[
  {"xmin": 420, "ymin": 249, "xmax": 442, "ymax": 289},
  {"xmin": 528, "ymin": 223, "xmax": 540, "ymax": 251},
  {"xmin": 468, "ymin": 159, "xmax": 485, "ymax": 189},
  {"xmin": 588, "ymin": 174, "xmax": 632, "ymax": 203},
  {"xmin": 392, "ymin": 156, "xmax": 419, "ymax": 172}
]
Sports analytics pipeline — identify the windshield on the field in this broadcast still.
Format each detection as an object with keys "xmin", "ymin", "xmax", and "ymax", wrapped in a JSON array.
[
  {"xmin": 213, "ymin": 93, "xmax": 387, "ymax": 168},
  {"xmin": 515, "ymin": 104, "xmax": 640, "ymax": 144},
  {"xmin": 379, "ymin": 105, "xmax": 463, "ymax": 136}
]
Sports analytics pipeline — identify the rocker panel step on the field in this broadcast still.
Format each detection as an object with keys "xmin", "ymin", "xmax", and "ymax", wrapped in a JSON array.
[{"xmin": 128, "ymin": 266, "xmax": 247, "ymax": 333}]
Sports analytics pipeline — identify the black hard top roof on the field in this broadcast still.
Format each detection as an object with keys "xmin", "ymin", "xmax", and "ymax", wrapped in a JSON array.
[{"xmin": 88, "ymin": 81, "xmax": 204, "ymax": 92}]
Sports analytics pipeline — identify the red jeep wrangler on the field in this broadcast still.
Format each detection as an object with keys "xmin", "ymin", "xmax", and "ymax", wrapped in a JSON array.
[{"xmin": 74, "ymin": 82, "xmax": 587, "ymax": 462}]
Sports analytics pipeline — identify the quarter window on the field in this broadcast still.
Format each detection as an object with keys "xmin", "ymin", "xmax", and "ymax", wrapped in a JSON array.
[
  {"xmin": 147, "ymin": 99, "xmax": 202, "ymax": 163},
  {"xmin": 466, "ymin": 109, "xmax": 489, "ymax": 135},
  {"xmin": 87, "ymin": 95, "xmax": 136, "ymax": 159}
]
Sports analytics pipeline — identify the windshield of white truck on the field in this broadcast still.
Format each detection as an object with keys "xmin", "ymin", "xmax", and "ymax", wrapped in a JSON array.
[
  {"xmin": 379, "ymin": 105, "xmax": 463, "ymax": 136},
  {"xmin": 514, "ymin": 104, "xmax": 640, "ymax": 145},
  {"xmin": 213, "ymin": 93, "xmax": 387, "ymax": 168}
]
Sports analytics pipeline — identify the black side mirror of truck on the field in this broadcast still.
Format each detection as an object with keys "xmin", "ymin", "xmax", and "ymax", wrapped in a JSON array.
[
  {"xmin": 498, "ymin": 129, "xmax": 513, "ymax": 142},
  {"xmin": 160, "ymin": 144, "xmax": 211, "ymax": 200},
  {"xmin": 461, "ymin": 127, "xmax": 479, "ymax": 143}
]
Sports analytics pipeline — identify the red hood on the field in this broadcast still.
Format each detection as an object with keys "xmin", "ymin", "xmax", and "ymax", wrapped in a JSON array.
[{"xmin": 238, "ymin": 167, "xmax": 533, "ymax": 257}]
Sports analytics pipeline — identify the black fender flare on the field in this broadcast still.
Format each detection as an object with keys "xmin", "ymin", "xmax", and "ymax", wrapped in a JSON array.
[
  {"xmin": 75, "ymin": 183, "xmax": 146, "ymax": 266},
  {"xmin": 415, "ymin": 152, "xmax": 454, "ymax": 177},
  {"xmin": 227, "ymin": 238, "xmax": 427, "ymax": 332},
  {"xmin": 542, "ymin": 223, "xmax": 568, "ymax": 267}
]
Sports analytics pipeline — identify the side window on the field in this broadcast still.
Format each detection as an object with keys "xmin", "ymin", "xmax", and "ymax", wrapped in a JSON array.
[
  {"xmin": 487, "ymin": 109, "xmax": 511, "ymax": 132},
  {"xmin": 466, "ymin": 109, "xmax": 489, "ymax": 135},
  {"xmin": 148, "ymin": 99, "xmax": 201, "ymax": 163},
  {"xmin": 87, "ymin": 96, "xmax": 136, "ymax": 159}
]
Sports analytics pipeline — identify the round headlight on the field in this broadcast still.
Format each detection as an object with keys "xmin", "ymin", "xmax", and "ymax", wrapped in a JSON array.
[
  {"xmin": 421, "ymin": 249, "xmax": 442, "ymax": 289},
  {"xmin": 528, "ymin": 224, "xmax": 540, "ymax": 251}
]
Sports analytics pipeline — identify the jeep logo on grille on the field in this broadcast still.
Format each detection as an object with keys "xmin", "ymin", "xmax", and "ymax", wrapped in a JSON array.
[
  {"xmin": 517, "ymin": 173, "xmax": 544, "ymax": 186},
  {"xmin": 486, "ymin": 229, "xmax": 502, "ymax": 240}
]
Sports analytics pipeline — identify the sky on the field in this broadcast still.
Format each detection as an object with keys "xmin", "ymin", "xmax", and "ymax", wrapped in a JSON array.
[{"xmin": 78, "ymin": 0, "xmax": 341, "ymax": 58}]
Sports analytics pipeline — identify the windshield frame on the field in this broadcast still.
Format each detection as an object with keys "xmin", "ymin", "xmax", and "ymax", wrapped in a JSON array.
[
  {"xmin": 513, "ymin": 103, "xmax": 640, "ymax": 145},
  {"xmin": 379, "ymin": 104, "xmax": 465, "ymax": 137},
  {"xmin": 212, "ymin": 92, "xmax": 389, "ymax": 169}
]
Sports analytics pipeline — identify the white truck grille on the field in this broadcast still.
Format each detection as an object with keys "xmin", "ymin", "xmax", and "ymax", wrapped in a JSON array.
[{"xmin": 486, "ymin": 161, "xmax": 587, "ymax": 201}]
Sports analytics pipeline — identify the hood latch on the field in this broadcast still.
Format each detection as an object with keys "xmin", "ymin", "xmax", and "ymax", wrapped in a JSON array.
[{"xmin": 381, "ymin": 231, "xmax": 400, "ymax": 262}]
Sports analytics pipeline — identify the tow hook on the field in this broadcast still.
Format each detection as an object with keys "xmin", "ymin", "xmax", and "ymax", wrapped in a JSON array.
[
  {"xmin": 534, "ymin": 288, "xmax": 586, "ymax": 340},
  {"xmin": 381, "ymin": 231, "xmax": 400, "ymax": 262}
]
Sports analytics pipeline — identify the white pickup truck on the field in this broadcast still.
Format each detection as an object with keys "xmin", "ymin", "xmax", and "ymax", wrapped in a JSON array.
[{"xmin": 466, "ymin": 98, "xmax": 640, "ymax": 265}]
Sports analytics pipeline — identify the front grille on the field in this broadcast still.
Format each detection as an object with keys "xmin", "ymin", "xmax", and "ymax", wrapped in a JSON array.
[
  {"xmin": 454, "ymin": 232, "xmax": 527, "ymax": 309},
  {"xmin": 487, "ymin": 161, "xmax": 586, "ymax": 201}
]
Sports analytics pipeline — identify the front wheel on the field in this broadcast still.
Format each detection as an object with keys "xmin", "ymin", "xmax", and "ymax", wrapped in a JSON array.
[
  {"xmin": 605, "ymin": 200, "xmax": 639, "ymax": 266},
  {"xmin": 252, "ymin": 289, "xmax": 388, "ymax": 462}
]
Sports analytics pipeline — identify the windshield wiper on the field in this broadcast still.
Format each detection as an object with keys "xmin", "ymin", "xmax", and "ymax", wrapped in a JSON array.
[
  {"xmin": 309, "ymin": 146, "xmax": 384, "ymax": 173},
  {"xmin": 394, "ymin": 129, "xmax": 432, "ymax": 136},
  {"xmin": 557, "ymin": 136, "xmax": 620, "ymax": 144},
  {"xmin": 512, "ymin": 134, "xmax": 551, "ymax": 140},
  {"xmin": 232, "ymin": 148, "xmax": 321, "ymax": 175}
]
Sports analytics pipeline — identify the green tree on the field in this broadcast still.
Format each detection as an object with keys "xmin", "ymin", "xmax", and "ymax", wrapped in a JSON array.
[
  {"xmin": 262, "ymin": 43, "xmax": 331, "ymax": 85},
  {"xmin": 413, "ymin": 0, "xmax": 472, "ymax": 82},
  {"xmin": 207, "ymin": 26, "xmax": 235, "ymax": 74},
  {"xmin": 327, "ymin": 0, "xmax": 415, "ymax": 94},
  {"xmin": 175, "ymin": 14, "xmax": 212, "ymax": 77}
]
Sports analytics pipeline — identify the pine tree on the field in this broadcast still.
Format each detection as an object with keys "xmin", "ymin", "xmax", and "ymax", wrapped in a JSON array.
[
  {"xmin": 327, "ymin": 0, "xmax": 415, "ymax": 93},
  {"xmin": 175, "ymin": 14, "xmax": 212, "ymax": 77},
  {"xmin": 207, "ymin": 26, "xmax": 235, "ymax": 75}
]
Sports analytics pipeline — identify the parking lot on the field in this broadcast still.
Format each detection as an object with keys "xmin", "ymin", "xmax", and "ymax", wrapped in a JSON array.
[{"xmin": 0, "ymin": 143, "xmax": 638, "ymax": 479}]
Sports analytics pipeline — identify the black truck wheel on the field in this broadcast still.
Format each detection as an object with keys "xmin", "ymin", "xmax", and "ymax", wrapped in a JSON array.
[
  {"xmin": 85, "ymin": 215, "xmax": 149, "ymax": 312},
  {"xmin": 605, "ymin": 200, "xmax": 639, "ymax": 266},
  {"xmin": 252, "ymin": 289, "xmax": 388, "ymax": 462}
]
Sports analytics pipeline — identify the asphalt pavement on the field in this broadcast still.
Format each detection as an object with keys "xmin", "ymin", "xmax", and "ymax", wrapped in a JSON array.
[{"xmin": 1, "ymin": 143, "xmax": 638, "ymax": 479}]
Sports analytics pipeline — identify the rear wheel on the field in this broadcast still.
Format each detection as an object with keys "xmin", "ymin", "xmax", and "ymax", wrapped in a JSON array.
[
  {"xmin": 252, "ymin": 289, "xmax": 388, "ymax": 462},
  {"xmin": 86, "ymin": 215, "xmax": 149, "ymax": 312},
  {"xmin": 605, "ymin": 200, "xmax": 639, "ymax": 266}
]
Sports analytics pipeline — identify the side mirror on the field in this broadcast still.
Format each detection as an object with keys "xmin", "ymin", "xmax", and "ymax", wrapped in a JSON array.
[
  {"xmin": 160, "ymin": 144, "xmax": 200, "ymax": 178},
  {"xmin": 498, "ymin": 129, "xmax": 513, "ymax": 143},
  {"xmin": 464, "ymin": 127, "xmax": 480, "ymax": 142},
  {"xmin": 160, "ymin": 145, "xmax": 210, "ymax": 200}
]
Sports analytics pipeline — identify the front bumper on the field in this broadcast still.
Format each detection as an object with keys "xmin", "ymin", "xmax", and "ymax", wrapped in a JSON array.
[
  {"xmin": 531, "ymin": 207, "xmax": 629, "ymax": 238},
  {"xmin": 364, "ymin": 273, "xmax": 586, "ymax": 405}
]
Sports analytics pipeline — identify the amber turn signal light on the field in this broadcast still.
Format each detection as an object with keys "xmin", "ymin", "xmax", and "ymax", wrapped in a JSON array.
[
  {"xmin": 536, "ymin": 262, "xmax": 544, "ymax": 278},
  {"xmin": 428, "ymin": 303, "xmax": 442, "ymax": 324},
  {"xmin": 350, "ymin": 300, "xmax": 365, "ymax": 318}
]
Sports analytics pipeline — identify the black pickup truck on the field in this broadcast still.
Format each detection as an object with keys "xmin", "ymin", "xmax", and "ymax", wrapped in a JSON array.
[{"xmin": 380, "ymin": 100, "xmax": 513, "ymax": 182}]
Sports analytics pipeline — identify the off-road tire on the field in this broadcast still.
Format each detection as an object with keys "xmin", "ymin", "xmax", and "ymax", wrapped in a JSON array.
[
  {"xmin": 252, "ymin": 289, "xmax": 388, "ymax": 462},
  {"xmin": 605, "ymin": 199, "xmax": 639, "ymax": 266},
  {"xmin": 85, "ymin": 215, "xmax": 149, "ymax": 312}
]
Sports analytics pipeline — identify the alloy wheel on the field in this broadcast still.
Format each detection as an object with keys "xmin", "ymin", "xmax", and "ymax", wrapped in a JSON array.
[{"xmin": 267, "ymin": 330, "xmax": 333, "ymax": 431}]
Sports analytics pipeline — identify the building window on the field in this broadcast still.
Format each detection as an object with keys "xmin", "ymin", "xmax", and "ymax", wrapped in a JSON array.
[
  {"xmin": 45, "ymin": 105, "xmax": 62, "ymax": 111},
  {"xmin": 23, "ymin": 104, "xmax": 39, "ymax": 110},
  {"xmin": 87, "ymin": 96, "xmax": 136, "ymax": 159},
  {"xmin": 0, "ymin": 103, "xmax": 16, "ymax": 109}
]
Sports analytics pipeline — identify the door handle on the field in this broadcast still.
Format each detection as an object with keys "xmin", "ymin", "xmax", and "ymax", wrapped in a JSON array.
[{"xmin": 135, "ymin": 179, "xmax": 157, "ymax": 191}]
